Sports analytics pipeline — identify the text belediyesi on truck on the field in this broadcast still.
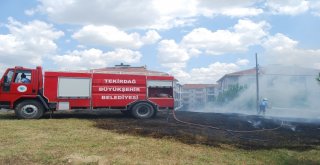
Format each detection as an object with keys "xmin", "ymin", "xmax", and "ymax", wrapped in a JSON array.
[{"xmin": 0, "ymin": 65, "xmax": 182, "ymax": 119}]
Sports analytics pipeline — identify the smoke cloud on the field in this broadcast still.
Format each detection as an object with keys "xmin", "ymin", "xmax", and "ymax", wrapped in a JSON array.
[{"xmin": 196, "ymin": 65, "xmax": 320, "ymax": 121}]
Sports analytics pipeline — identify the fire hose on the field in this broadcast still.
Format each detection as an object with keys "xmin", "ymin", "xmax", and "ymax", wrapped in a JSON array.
[{"xmin": 171, "ymin": 107, "xmax": 284, "ymax": 141}]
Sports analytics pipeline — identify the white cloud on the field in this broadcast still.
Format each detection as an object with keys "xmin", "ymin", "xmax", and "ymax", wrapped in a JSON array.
[
  {"xmin": 0, "ymin": 65, "xmax": 7, "ymax": 77},
  {"xmin": 266, "ymin": 0, "xmax": 310, "ymax": 15},
  {"xmin": 141, "ymin": 30, "xmax": 162, "ymax": 44},
  {"xmin": 76, "ymin": 45, "xmax": 86, "ymax": 49},
  {"xmin": 0, "ymin": 18, "xmax": 64, "ymax": 68},
  {"xmin": 199, "ymin": 0, "xmax": 258, "ymax": 8},
  {"xmin": 157, "ymin": 39, "xmax": 191, "ymax": 69},
  {"xmin": 169, "ymin": 68, "xmax": 191, "ymax": 83},
  {"xmin": 236, "ymin": 59, "xmax": 250, "ymax": 66},
  {"xmin": 32, "ymin": 0, "xmax": 158, "ymax": 28},
  {"xmin": 172, "ymin": 62, "xmax": 239, "ymax": 84},
  {"xmin": 157, "ymin": 39, "xmax": 243, "ymax": 83},
  {"xmin": 198, "ymin": 0, "xmax": 263, "ymax": 17},
  {"xmin": 157, "ymin": 19, "xmax": 269, "ymax": 83},
  {"xmin": 221, "ymin": 7, "xmax": 263, "ymax": 17},
  {"xmin": 149, "ymin": 0, "xmax": 199, "ymax": 29},
  {"xmin": 263, "ymin": 33, "xmax": 320, "ymax": 69},
  {"xmin": 189, "ymin": 62, "xmax": 239, "ymax": 83},
  {"xmin": 25, "ymin": 9, "xmax": 36, "ymax": 16},
  {"xmin": 152, "ymin": 0, "xmax": 198, "ymax": 17},
  {"xmin": 72, "ymin": 25, "xmax": 161, "ymax": 49},
  {"xmin": 181, "ymin": 19, "xmax": 269, "ymax": 55},
  {"xmin": 31, "ymin": 0, "xmax": 195, "ymax": 29},
  {"xmin": 263, "ymin": 33, "xmax": 298, "ymax": 51},
  {"xmin": 30, "ymin": 0, "xmax": 263, "ymax": 29},
  {"xmin": 310, "ymin": 1, "xmax": 320, "ymax": 16},
  {"xmin": 52, "ymin": 48, "xmax": 142, "ymax": 70}
]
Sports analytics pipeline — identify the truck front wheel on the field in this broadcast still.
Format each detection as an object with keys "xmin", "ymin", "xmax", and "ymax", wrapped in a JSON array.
[
  {"xmin": 131, "ymin": 102, "xmax": 155, "ymax": 119},
  {"xmin": 15, "ymin": 100, "xmax": 44, "ymax": 119}
]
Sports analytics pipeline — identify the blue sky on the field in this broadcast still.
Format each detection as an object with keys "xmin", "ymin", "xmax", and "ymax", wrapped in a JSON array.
[{"xmin": 0, "ymin": 0, "xmax": 320, "ymax": 84}]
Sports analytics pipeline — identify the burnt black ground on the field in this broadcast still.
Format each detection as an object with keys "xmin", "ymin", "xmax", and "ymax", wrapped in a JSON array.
[
  {"xmin": 57, "ymin": 110, "xmax": 320, "ymax": 150},
  {"xmin": 168, "ymin": 111, "xmax": 320, "ymax": 150},
  {"xmin": 93, "ymin": 111, "xmax": 320, "ymax": 150},
  {"xmin": 3, "ymin": 109, "xmax": 320, "ymax": 150}
]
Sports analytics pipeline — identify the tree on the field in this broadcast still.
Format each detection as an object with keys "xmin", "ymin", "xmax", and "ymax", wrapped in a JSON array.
[{"xmin": 216, "ymin": 84, "xmax": 247, "ymax": 105}]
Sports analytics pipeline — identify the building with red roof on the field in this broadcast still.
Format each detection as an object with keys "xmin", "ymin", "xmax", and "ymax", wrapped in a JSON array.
[
  {"xmin": 182, "ymin": 83, "xmax": 218, "ymax": 110},
  {"xmin": 217, "ymin": 67, "xmax": 258, "ymax": 92}
]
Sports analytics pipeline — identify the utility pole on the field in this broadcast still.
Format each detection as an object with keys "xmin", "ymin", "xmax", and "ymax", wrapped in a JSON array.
[{"xmin": 255, "ymin": 53, "xmax": 260, "ymax": 113}]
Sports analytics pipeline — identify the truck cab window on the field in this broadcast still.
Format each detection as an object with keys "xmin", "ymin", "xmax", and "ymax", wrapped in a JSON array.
[
  {"xmin": 5, "ymin": 70, "xmax": 14, "ymax": 84},
  {"xmin": 14, "ymin": 71, "xmax": 32, "ymax": 83}
]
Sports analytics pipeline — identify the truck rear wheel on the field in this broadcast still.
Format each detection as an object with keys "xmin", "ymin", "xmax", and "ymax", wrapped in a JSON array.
[
  {"xmin": 131, "ymin": 102, "xmax": 155, "ymax": 119},
  {"xmin": 15, "ymin": 100, "xmax": 44, "ymax": 119}
]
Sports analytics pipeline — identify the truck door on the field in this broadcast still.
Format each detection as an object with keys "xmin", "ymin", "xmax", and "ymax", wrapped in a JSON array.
[
  {"xmin": 0, "ymin": 69, "xmax": 14, "ymax": 108},
  {"xmin": 1, "ymin": 69, "xmax": 14, "ymax": 92},
  {"xmin": 10, "ymin": 69, "xmax": 35, "ymax": 95},
  {"xmin": 1, "ymin": 69, "xmax": 34, "ymax": 97},
  {"xmin": 0, "ymin": 68, "xmax": 38, "ymax": 109}
]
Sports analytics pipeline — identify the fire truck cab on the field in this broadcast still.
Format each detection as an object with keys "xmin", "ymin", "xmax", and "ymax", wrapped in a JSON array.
[{"xmin": 0, "ymin": 65, "xmax": 182, "ymax": 119}]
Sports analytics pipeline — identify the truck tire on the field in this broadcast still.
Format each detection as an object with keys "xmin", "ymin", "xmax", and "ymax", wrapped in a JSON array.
[
  {"xmin": 131, "ymin": 102, "xmax": 155, "ymax": 119},
  {"xmin": 15, "ymin": 100, "xmax": 44, "ymax": 119}
]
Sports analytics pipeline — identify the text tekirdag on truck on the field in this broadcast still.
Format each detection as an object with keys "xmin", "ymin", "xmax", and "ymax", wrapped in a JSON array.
[{"xmin": 0, "ymin": 64, "xmax": 182, "ymax": 119}]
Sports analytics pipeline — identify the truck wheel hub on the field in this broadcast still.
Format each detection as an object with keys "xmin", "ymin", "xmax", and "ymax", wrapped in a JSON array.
[
  {"xmin": 22, "ymin": 105, "xmax": 38, "ymax": 115},
  {"xmin": 137, "ymin": 106, "xmax": 150, "ymax": 117}
]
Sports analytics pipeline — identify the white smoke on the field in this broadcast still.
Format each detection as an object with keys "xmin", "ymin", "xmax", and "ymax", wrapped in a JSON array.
[{"xmin": 201, "ymin": 65, "xmax": 320, "ymax": 120}]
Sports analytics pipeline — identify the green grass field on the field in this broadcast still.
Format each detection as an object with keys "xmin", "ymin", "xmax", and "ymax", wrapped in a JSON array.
[{"xmin": 0, "ymin": 111, "xmax": 319, "ymax": 165}]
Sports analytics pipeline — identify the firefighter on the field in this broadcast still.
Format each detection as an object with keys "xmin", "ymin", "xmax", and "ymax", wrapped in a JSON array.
[
  {"xmin": 20, "ymin": 73, "xmax": 31, "ymax": 83},
  {"xmin": 259, "ymin": 98, "xmax": 268, "ymax": 115}
]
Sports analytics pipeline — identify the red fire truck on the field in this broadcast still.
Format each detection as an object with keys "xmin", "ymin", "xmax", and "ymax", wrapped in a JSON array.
[{"xmin": 0, "ymin": 64, "xmax": 182, "ymax": 119}]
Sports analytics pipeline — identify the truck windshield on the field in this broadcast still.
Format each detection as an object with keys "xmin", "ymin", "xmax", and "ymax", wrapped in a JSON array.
[{"xmin": 5, "ymin": 70, "xmax": 14, "ymax": 83}]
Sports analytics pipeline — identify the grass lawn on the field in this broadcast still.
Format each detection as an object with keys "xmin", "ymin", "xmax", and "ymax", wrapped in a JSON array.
[{"xmin": 0, "ymin": 111, "xmax": 319, "ymax": 164}]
